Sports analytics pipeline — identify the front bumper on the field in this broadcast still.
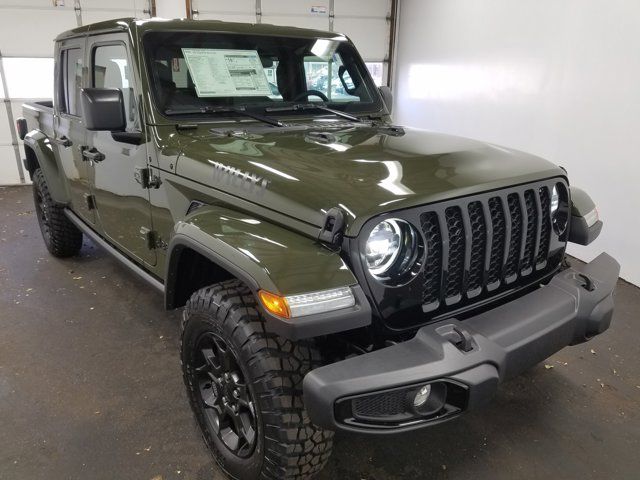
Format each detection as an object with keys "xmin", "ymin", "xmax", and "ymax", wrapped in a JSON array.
[{"xmin": 303, "ymin": 253, "xmax": 620, "ymax": 433}]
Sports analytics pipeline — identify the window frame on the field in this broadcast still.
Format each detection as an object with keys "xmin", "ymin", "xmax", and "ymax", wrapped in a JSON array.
[
  {"xmin": 89, "ymin": 39, "xmax": 139, "ymax": 131},
  {"xmin": 90, "ymin": 41, "xmax": 129, "ymax": 88},
  {"xmin": 140, "ymin": 29, "xmax": 385, "ymax": 122}
]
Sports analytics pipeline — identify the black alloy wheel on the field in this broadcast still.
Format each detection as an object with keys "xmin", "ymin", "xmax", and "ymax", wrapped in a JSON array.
[
  {"xmin": 34, "ymin": 185, "xmax": 51, "ymax": 243},
  {"xmin": 192, "ymin": 332, "xmax": 257, "ymax": 458},
  {"xmin": 181, "ymin": 280, "xmax": 334, "ymax": 480}
]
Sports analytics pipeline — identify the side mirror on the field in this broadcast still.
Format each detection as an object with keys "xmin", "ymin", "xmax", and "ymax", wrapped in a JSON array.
[
  {"xmin": 80, "ymin": 88, "xmax": 126, "ymax": 131},
  {"xmin": 378, "ymin": 86, "xmax": 393, "ymax": 114}
]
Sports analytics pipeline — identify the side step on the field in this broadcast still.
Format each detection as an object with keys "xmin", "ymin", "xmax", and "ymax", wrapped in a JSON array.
[{"xmin": 64, "ymin": 209, "xmax": 164, "ymax": 293}]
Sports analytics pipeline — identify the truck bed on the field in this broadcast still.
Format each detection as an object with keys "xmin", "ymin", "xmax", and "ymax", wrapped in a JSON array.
[{"xmin": 22, "ymin": 100, "xmax": 54, "ymax": 138}]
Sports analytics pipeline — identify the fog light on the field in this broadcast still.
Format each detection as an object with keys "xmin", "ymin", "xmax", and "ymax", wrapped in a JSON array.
[
  {"xmin": 409, "ymin": 382, "xmax": 447, "ymax": 417},
  {"xmin": 413, "ymin": 384, "xmax": 431, "ymax": 407}
]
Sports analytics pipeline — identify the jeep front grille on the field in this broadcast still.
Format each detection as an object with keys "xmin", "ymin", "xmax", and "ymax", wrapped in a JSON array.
[
  {"xmin": 420, "ymin": 185, "xmax": 555, "ymax": 311},
  {"xmin": 353, "ymin": 179, "xmax": 568, "ymax": 331}
]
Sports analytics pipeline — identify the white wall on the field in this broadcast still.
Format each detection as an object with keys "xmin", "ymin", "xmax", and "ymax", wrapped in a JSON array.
[
  {"xmin": 155, "ymin": 0, "xmax": 187, "ymax": 19},
  {"xmin": 393, "ymin": 0, "xmax": 640, "ymax": 286},
  {"xmin": 0, "ymin": 0, "xmax": 149, "ymax": 186}
]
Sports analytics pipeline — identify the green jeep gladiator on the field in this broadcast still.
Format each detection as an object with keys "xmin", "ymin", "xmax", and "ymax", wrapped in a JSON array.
[{"xmin": 18, "ymin": 17, "xmax": 619, "ymax": 480}]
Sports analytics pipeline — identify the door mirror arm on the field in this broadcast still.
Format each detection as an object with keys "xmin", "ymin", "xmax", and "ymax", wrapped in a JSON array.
[{"xmin": 111, "ymin": 131, "xmax": 144, "ymax": 145}]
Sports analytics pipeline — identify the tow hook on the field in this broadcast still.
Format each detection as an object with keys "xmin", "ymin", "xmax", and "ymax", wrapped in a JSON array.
[
  {"xmin": 436, "ymin": 324, "xmax": 475, "ymax": 353},
  {"xmin": 577, "ymin": 273, "xmax": 595, "ymax": 292}
]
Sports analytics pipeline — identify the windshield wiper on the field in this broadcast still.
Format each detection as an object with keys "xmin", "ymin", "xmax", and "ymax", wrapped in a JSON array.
[
  {"xmin": 264, "ymin": 103, "xmax": 364, "ymax": 123},
  {"xmin": 164, "ymin": 105, "xmax": 284, "ymax": 128}
]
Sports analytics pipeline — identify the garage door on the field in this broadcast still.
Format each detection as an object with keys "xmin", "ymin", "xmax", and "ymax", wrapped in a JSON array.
[
  {"xmin": 189, "ymin": 0, "xmax": 392, "ymax": 86},
  {"xmin": 1, "ymin": 0, "xmax": 393, "ymax": 185},
  {"xmin": 0, "ymin": 0, "xmax": 153, "ymax": 186}
]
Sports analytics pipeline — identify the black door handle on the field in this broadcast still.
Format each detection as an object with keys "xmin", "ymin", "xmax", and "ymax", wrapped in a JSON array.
[
  {"xmin": 81, "ymin": 147, "xmax": 105, "ymax": 163},
  {"xmin": 53, "ymin": 136, "xmax": 72, "ymax": 147}
]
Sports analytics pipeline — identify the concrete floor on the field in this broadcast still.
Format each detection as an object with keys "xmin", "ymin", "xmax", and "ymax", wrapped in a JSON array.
[{"xmin": 1, "ymin": 184, "xmax": 638, "ymax": 480}]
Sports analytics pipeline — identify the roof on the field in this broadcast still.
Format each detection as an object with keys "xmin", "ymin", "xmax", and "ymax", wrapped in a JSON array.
[{"xmin": 55, "ymin": 17, "xmax": 344, "ymax": 42}]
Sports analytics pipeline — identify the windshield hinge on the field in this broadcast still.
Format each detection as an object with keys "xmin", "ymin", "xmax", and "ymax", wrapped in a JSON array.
[
  {"xmin": 83, "ymin": 193, "xmax": 96, "ymax": 211},
  {"xmin": 318, "ymin": 207, "xmax": 346, "ymax": 248},
  {"xmin": 134, "ymin": 166, "xmax": 162, "ymax": 189},
  {"xmin": 140, "ymin": 227, "xmax": 167, "ymax": 251}
]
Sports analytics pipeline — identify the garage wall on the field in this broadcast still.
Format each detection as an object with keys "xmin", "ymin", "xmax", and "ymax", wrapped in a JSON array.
[
  {"xmin": 0, "ymin": 0, "xmax": 151, "ymax": 187},
  {"xmin": 155, "ymin": 0, "xmax": 185, "ymax": 19},
  {"xmin": 187, "ymin": 0, "xmax": 391, "ymax": 84},
  {"xmin": 393, "ymin": 0, "xmax": 640, "ymax": 286},
  {"xmin": 1, "ymin": 0, "xmax": 392, "ymax": 186}
]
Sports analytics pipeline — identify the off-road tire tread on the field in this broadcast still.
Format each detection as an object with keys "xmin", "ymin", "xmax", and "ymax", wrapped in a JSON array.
[
  {"xmin": 32, "ymin": 168, "xmax": 82, "ymax": 257},
  {"xmin": 181, "ymin": 279, "xmax": 334, "ymax": 480}
]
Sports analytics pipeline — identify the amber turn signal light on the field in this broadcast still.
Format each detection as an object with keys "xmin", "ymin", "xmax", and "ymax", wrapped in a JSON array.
[{"xmin": 258, "ymin": 290, "xmax": 290, "ymax": 319}]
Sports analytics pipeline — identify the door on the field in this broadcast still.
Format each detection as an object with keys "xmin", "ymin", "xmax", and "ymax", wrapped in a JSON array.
[
  {"xmin": 54, "ymin": 38, "xmax": 96, "ymax": 225},
  {"xmin": 84, "ymin": 34, "xmax": 156, "ymax": 266}
]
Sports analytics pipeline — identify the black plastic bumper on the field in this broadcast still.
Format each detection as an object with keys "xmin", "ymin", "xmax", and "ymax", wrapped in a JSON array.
[{"xmin": 303, "ymin": 253, "xmax": 620, "ymax": 433}]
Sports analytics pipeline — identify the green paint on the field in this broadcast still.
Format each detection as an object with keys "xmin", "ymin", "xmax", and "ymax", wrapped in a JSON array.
[{"xmin": 24, "ymin": 18, "xmax": 567, "ymax": 298}]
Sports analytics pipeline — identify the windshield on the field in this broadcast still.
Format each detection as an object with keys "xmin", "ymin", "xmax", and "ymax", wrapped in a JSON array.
[{"xmin": 143, "ymin": 31, "xmax": 383, "ymax": 118}]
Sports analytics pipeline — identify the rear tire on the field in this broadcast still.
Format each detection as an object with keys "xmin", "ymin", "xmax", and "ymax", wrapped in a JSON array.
[
  {"xmin": 181, "ymin": 280, "xmax": 334, "ymax": 480},
  {"xmin": 32, "ymin": 168, "xmax": 83, "ymax": 257}
]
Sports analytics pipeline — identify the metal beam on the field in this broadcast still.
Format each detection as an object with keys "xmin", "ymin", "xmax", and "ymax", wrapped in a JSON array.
[
  {"xmin": 0, "ymin": 49, "xmax": 26, "ymax": 184},
  {"xmin": 74, "ymin": 0, "xmax": 83, "ymax": 27},
  {"xmin": 186, "ymin": 0, "xmax": 195, "ymax": 19},
  {"xmin": 329, "ymin": 0, "xmax": 335, "ymax": 32},
  {"xmin": 386, "ymin": 0, "xmax": 399, "ymax": 88},
  {"xmin": 146, "ymin": 0, "xmax": 156, "ymax": 17}
]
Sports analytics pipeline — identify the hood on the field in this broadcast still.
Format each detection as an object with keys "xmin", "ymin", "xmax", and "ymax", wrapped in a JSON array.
[{"xmin": 174, "ymin": 123, "xmax": 564, "ymax": 236}]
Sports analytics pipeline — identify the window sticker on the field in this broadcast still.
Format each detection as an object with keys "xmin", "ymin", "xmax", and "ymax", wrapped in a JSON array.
[{"xmin": 181, "ymin": 48, "xmax": 272, "ymax": 97}]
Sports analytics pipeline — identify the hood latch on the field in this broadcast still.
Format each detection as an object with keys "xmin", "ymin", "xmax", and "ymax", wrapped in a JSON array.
[{"xmin": 318, "ymin": 207, "xmax": 346, "ymax": 248}]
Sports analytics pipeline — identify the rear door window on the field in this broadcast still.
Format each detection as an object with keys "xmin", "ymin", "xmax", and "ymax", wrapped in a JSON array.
[{"xmin": 61, "ymin": 48, "xmax": 83, "ymax": 116}]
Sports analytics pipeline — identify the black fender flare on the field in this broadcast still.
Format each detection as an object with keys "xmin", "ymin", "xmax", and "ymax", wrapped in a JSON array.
[{"xmin": 23, "ymin": 131, "xmax": 70, "ymax": 204}]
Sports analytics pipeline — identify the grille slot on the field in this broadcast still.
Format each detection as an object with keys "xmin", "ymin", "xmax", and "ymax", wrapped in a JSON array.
[
  {"xmin": 487, "ymin": 197, "xmax": 506, "ymax": 285},
  {"xmin": 420, "ymin": 212, "xmax": 442, "ymax": 306},
  {"xmin": 444, "ymin": 207, "xmax": 465, "ymax": 300},
  {"xmin": 504, "ymin": 193, "xmax": 522, "ymax": 280},
  {"xmin": 537, "ymin": 187, "xmax": 551, "ymax": 266},
  {"xmin": 521, "ymin": 190, "xmax": 538, "ymax": 274},
  {"xmin": 467, "ymin": 201, "xmax": 487, "ymax": 294},
  {"xmin": 418, "ymin": 185, "xmax": 557, "ymax": 307}
]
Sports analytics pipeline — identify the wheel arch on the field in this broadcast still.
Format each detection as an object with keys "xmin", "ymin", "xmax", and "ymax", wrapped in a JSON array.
[
  {"xmin": 164, "ymin": 207, "xmax": 369, "ymax": 340},
  {"xmin": 23, "ymin": 131, "xmax": 70, "ymax": 204},
  {"xmin": 164, "ymin": 234, "xmax": 263, "ymax": 310}
]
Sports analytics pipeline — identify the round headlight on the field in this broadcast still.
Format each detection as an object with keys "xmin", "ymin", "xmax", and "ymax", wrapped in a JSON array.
[
  {"xmin": 365, "ymin": 219, "xmax": 422, "ymax": 281},
  {"xmin": 365, "ymin": 220, "xmax": 402, "ymax": 275},
  {"xmin": 550, "ymin": 183, "xmax": 569, "ymax": 236}
]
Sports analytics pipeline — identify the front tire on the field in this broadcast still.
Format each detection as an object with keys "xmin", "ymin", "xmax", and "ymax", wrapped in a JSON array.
[
  {"xmin": 32, "ymin": 168, "xmax": 82, "ymax": 257},
  {"xmin": 181, "ymin": 280, "xmax": 334, "ymax": 480}
]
